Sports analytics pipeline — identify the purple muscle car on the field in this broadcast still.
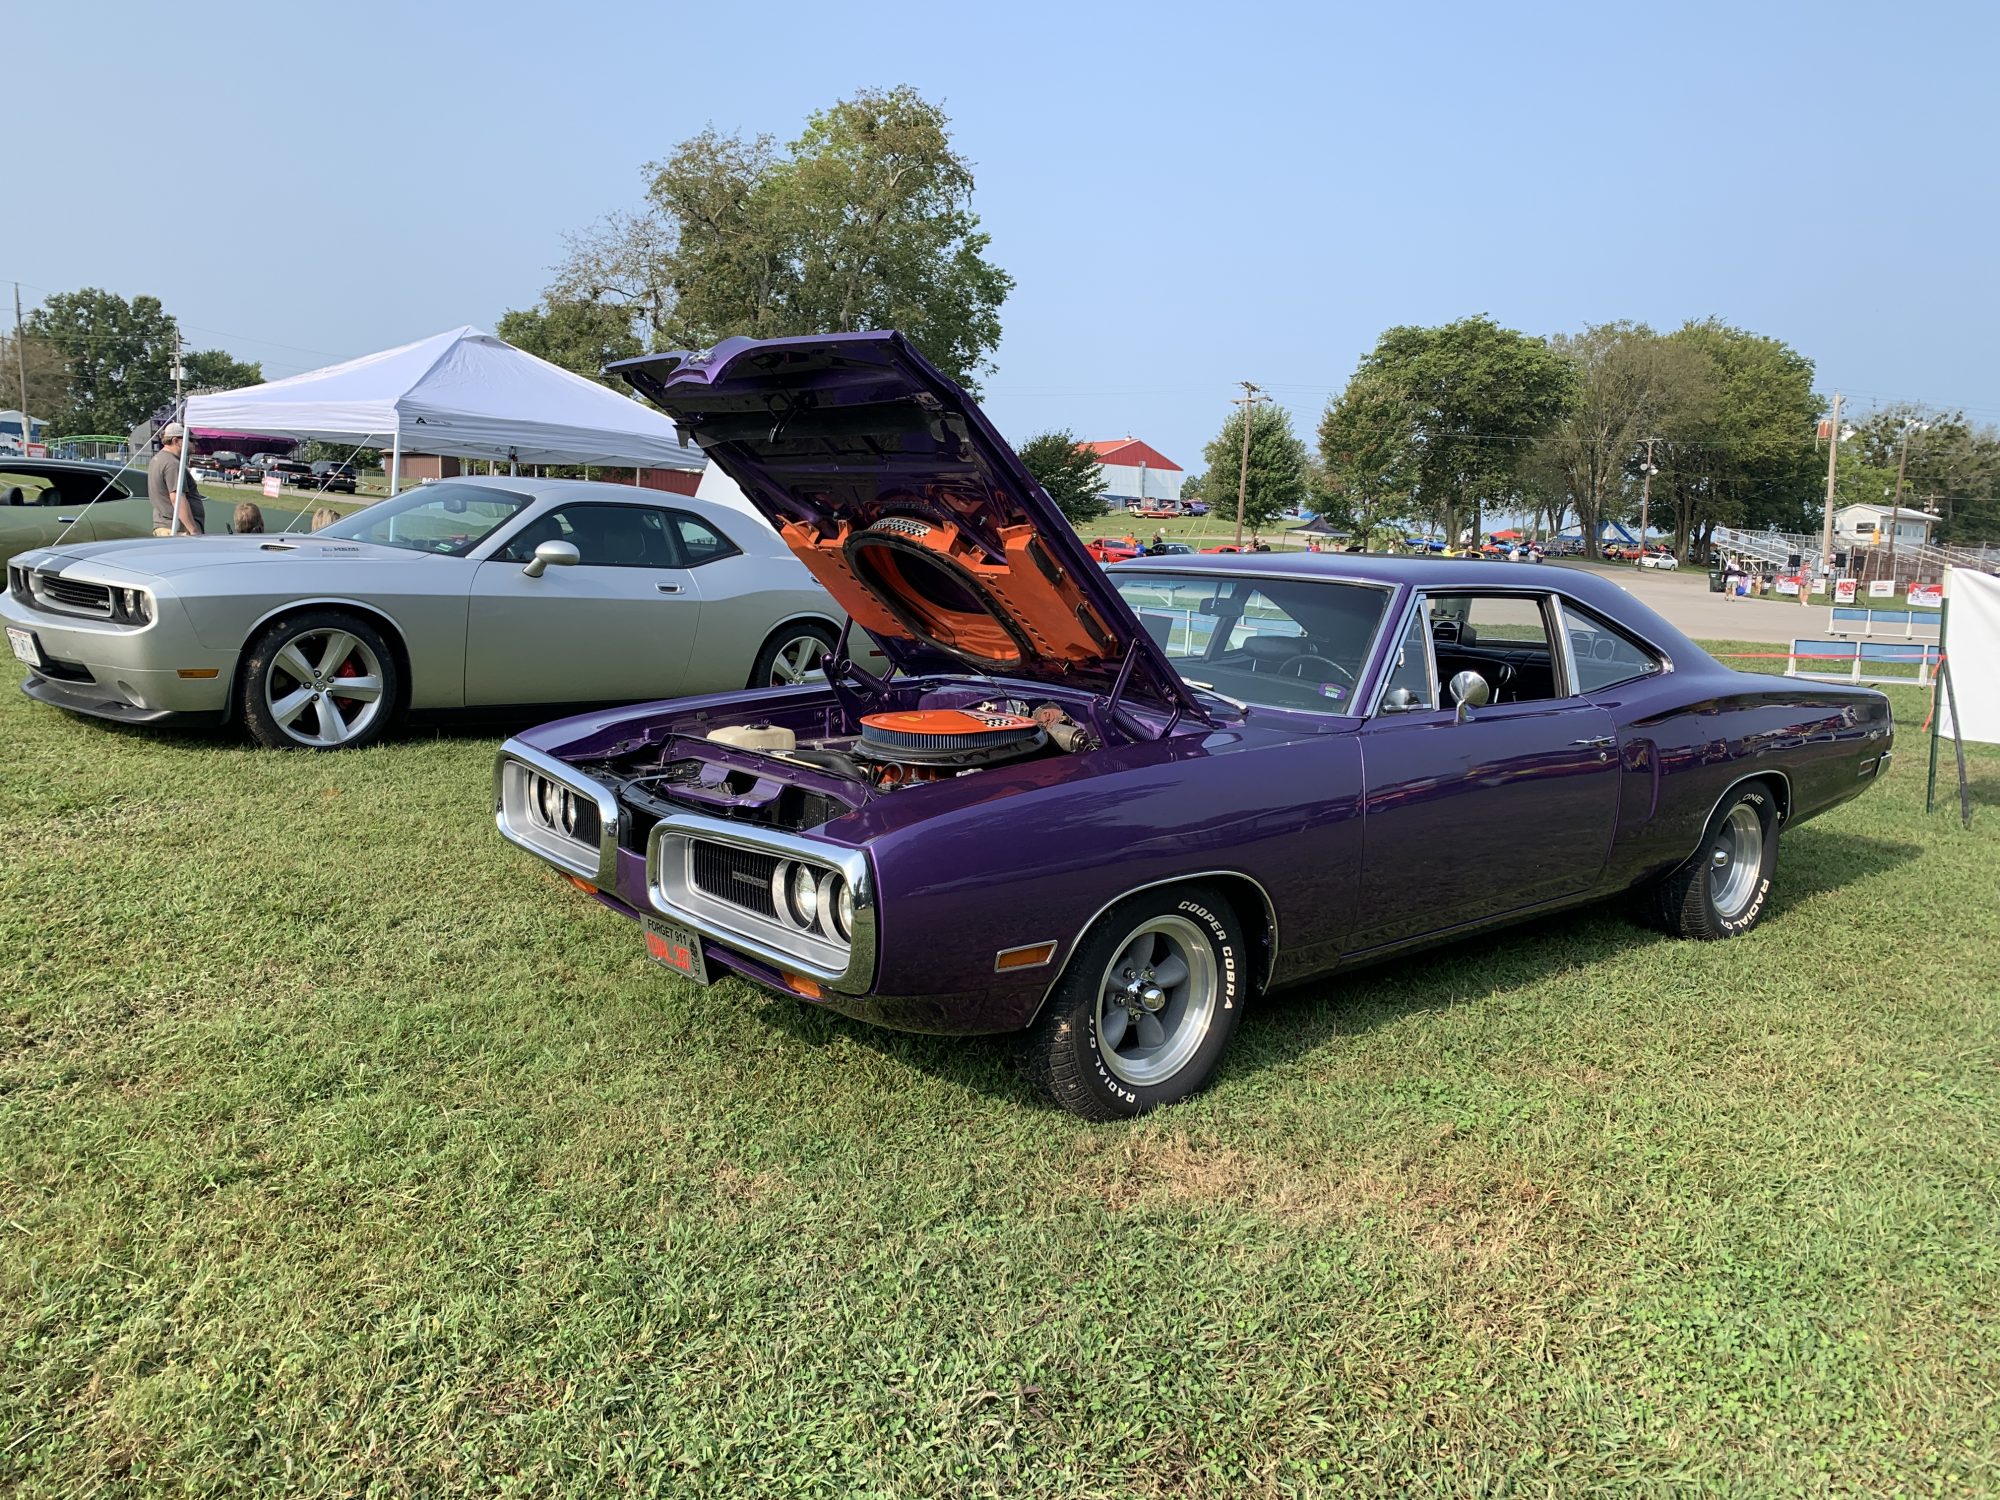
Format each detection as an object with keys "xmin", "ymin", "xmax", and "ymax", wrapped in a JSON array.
[{"xmin": 493, "ymin": 332, "xmax": 1893, "ymax": 1121}]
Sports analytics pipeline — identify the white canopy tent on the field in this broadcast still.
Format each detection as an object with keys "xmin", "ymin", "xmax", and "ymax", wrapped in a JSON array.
[{"xmin": 183, "ymin": 326, "xmax": 703, "ymax": 497}]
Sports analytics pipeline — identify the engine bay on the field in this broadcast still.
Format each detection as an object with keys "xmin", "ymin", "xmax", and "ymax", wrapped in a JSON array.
[{"xmin": 572, "ymin": 683, "xmax": 1104, "ymax": 844}]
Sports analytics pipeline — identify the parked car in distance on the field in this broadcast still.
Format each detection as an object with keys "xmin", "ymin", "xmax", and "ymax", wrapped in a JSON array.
[
  {"xmin": 4, "ymin": 477, "xmax": 867, "ymax": 749},
  {"xmin": 489, "ymin": 330, "xmax": 1895, "ymax": 1120},
  {"xmin": 3, "ymin": 457, "xmax": 231, "ymax": 564},
  {"xmin": 1639, "ymin": 548, "xmax": 1679, "ymax": 570},
  {"xmin": 1086, "ymin": 536, "xmax": 1142, "ymax": 564},
  {"xmin": 1145, "ymin": 541, "xmax": 1195, "ymax": 556},
  {"xmin": 1185, "ymin": 500, "xmax": 1209, "ymax": 516},
  {"xmin": 310, "ymin": 461, "xmax": 359, "ymax": 494},
  {"xmin": 267, "ymin": 459, "xmax": 316, "ymax": 488}
]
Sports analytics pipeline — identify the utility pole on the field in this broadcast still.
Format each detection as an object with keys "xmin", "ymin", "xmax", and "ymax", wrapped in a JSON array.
[
  {"xmin": 1231, "ymin": 381, "xmax": 1269, "ymax": 550},
  {"xmin": 12, "ymin": 283, "xmax": 29, "ymax": 450},
  {"xmin": 1885, "ymin": 418, "xmax": 1921, "ymax": 588},
  {"xmin": 1635, "ymin": 437, "xmax": 1661, "ymax": 567},
  {"xmin": 1818, "ymin": 392, "xmax": 1843, "ymax": 577}
]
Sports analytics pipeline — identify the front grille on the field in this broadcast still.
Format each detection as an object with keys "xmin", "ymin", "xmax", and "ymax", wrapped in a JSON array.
[
  {"xmin": 31, "ymin": 573, "xmax": 112, "ymax": 617},
  {"xmin": 689, "ymin": 841, "xmax": 781, "ymax": 920}
]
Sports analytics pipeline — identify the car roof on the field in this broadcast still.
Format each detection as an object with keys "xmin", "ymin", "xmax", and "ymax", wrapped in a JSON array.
[
  {"xmin": 440, "ymin": 474, "xmax": 705, "ymax": 505},
  {"xmin": 0, "ymin": 456, "xmax": 132, "ymax": 476}
]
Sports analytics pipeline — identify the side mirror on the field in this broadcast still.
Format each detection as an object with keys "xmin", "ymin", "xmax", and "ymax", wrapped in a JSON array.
[
  {"xmin": 1381, "ymin": 686, "xmax": 1419, "ymax": 713},
  {"xmin": 1448, "ymin": 670, "xmax": 1490, "ymax": 723},
  {"xmin": 522, "ymin": 539, "xmax": 580, "ymax": 578}
]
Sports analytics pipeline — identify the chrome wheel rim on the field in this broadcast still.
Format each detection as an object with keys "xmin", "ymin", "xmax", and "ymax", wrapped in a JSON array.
[
  {"xmin": 1709, "ymin": 804, "xmax": 1764, "ymax": 918},
  {"xmin": 767, "ymin": 634, "xmax": 829, "ymax": 686},
  {"xmin": 1093, "ymin": 914, "xmax": 1218, "ymax": 1088},
  {"xmin": 264, "ymin": 628, "xmax": 385, "ymax": 747}
]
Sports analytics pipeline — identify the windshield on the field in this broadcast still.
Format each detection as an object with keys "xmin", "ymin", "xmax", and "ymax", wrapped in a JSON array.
[
  {"xmin": 317, "ymin": 483, "xmax": 534, "ymax": 556},
  {"xmin": 1111, "ymin": 570, "xmax": 1390, "ymax": 715}
]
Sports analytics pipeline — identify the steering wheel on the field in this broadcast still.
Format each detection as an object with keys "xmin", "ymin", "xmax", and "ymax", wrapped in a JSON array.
[{"xmin": 1280, "ymin": 653, "xmax": 1354, "ymax": 684}]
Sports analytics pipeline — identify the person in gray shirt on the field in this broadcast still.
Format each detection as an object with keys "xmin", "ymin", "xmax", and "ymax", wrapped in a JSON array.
[{"xmin": 148, "ymin": 422, "xmax": 206, "ymax": 535}]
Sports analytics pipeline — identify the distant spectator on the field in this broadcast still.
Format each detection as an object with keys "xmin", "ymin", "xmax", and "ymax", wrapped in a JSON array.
[
  {"xmin": 310, "ymin": 507, "xmax": 340, "ymax": 531},
  {"xmin": 147, "ymin": 422, "xmax": 206, "ymax": 536},
  {"xmin": 233, "ymin": 502, "xmax": 265, "ymax": 535}
]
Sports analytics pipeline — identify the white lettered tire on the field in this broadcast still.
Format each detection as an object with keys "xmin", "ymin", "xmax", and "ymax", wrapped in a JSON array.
[
  {"xmin": 1643, "ymin": 782, "xmax": 1780, "ymax": 939},
  {"xmin": 1020, "ymin": 883, "xmax": 1249, "ymax": 1121}
]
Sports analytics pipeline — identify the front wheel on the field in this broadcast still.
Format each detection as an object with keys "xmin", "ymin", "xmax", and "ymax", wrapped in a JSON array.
[
  {"xmin": 238, "ymin": 609, "xmax": 400, "ymax": 750},
  {"xmin": 749, "ymin": 621, "xmax": 838, "ymax": 688},
  {"xmin": 1641, "ymin": 783, "xmax": 1780, "ymax": 939},
  {"xmin": 1018, "ymin": 883, "xmax": 1249, "ymax": 1121}
]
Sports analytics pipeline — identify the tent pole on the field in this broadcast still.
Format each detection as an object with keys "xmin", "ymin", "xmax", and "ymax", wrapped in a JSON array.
[
  {"xmin": 1926, "ymin": 591, "xmax": 1950, "ymax": 813},
  {"xmin": 169, "ymin": 403, "xmax": 192, "ymax": 534},
  {"xmin": 389, "ymin": 431, "xmax": 401, "ymax": 497}
]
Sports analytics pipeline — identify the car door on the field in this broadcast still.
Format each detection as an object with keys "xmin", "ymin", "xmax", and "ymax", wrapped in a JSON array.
[
  {"xmin": 1350, "ymin": 590, "xmax": 1622, "ymax": 952},
  {"xmin": 463, "ymin": 501, "xmax": 701, "ymax": 706}
]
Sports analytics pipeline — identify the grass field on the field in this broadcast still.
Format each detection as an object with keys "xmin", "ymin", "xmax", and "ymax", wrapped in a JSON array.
[{"xmin": 1, "ymin": 648, "xmax": 1996, "ymax": 1496}]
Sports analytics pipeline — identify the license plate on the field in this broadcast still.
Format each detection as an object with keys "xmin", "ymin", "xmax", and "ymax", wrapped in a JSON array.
[
  {"xmin": 6, "ymin": 627, "xmax": 42, "ymax": 668},
  {"xmin": 642, "ymin": 917, "xmax": 710, "ymax": 985}
]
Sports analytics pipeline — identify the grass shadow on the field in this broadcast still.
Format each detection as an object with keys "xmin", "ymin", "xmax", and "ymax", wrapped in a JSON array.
[{"xmin": 754, "ymin": 824, "xmax": 1924, "ymax": 1114}]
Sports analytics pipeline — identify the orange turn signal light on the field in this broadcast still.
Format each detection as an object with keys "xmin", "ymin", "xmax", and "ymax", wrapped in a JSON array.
[
  {"xmin": 783, "ymin": 973, "xmax": 823, "ymax": 1000},
  {"xmin": 564, "ymin": 874, "xmax": 598, "ymax": 896},
  {"xmin": 994, "ymin": 941, "xmax": 1059, "ymax": 972},
  {"xmin": 175, "ymin": 668, "xmax": 220, "ymax": 679}
]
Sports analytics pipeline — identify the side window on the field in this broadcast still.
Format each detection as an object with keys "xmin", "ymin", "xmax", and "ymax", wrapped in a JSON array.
[
  {"xmin": 495, "ymin": 503, "xmax": 685, "ymax": 567},
  {"xmin": 1561, "ymin": 601, "xmax": 1663, "ymax": 691},
  {"xmin": 1430, "ymin": 593, "xmax": 1567, "ymax": 704},
  {"xmin": 670, "ymin": 511, "xmax": 741, "ymax": 566},
  {"xmin": 1378, "ymin": 600, "xmax": 1436, "ymax": 711}
]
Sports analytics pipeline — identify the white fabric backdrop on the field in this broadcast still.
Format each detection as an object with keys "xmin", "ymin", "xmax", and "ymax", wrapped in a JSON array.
[{"xmin": 1941, "ymin": 567, "xmax": 2000, "ymax": 745}]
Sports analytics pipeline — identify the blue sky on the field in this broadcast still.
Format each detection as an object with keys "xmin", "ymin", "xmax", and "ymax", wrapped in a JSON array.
[{"xmin": 14, "ymin": 0, "xmax": 1996, "ymax": 471}]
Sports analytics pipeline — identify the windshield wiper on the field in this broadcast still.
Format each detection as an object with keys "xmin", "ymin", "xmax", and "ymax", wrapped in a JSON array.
[{"xmin": 1181, "ymin": 679, "xmax": 1250, "ymax": 714}]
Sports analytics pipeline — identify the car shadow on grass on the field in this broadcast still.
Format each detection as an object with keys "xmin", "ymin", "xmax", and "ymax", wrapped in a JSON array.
[{"xmin": 750, "ymin": 826, "xmax": 1923, "ymax": 1115}]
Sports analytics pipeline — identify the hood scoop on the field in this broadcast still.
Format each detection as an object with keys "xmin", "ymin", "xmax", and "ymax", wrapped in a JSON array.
[{"xmin": 259, "ymin": 542, "xmax": 298, "ymax": 552}]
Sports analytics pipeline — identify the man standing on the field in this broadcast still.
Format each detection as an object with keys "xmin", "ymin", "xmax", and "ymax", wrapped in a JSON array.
[{"xmin": 148, "ymin": 423, "xmax": 206, "ymax": 536}]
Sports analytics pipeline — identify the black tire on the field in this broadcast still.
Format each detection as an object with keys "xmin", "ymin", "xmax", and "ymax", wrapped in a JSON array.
[
  {"xmin": 749, "ymin": 620, "xmax": 839, "ymax": 689},
  {"xmin": 1019, "ymin": 883, "xmax": 1250, "ymax": 1121},
  {"xmin": 1641, "ymin": 781, "xmax": 1780, "ymax": 940},
  {"xmin": 238, "ymin": 609, "xmax": 400, "ymax": 751}
]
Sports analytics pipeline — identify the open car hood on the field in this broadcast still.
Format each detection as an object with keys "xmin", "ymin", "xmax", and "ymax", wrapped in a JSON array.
[{"xmin": 610, "ymin": 332, "xmax": 1204, "ymax": 719}]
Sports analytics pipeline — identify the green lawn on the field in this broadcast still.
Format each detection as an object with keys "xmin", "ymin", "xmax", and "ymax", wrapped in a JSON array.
[{"xmin": 1, "ymin": 651, "xmax": 1995, "ymax": 1496}]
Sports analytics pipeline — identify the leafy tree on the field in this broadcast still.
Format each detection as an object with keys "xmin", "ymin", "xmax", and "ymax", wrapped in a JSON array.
[
  {"xmin": 0, "ymin": 331, "xmax": 71, "ymax": 428},
  {"xmin": 1179, "ymin": 470, "xmax": 1206, "ymax": 501},
  {"xmin": 24, "ymin": 288, "xmax": 177, "ymax": 433},
  {"xmin": 1203, "ymin": 403, "xmax": 1309, "ymax": 538},
  {"xmin": 300, "ymin": 440, "xmax": 383, "ymax": 470},
  {"xmin": 1326, "ymin": 316, "xmax": 1573, "ymax": 544},
  {"xmin": 1015, "ymin": 429, "xmax": 1109, "ymax": 525},
  {"xmin": 497, "ymin": 297, "xmax": 643, "ymax": 383},
  {"xmin": 546, "ymin": 86, "xmax": 1012, "ymax": 391},
  {"xmin": 183, "ymin": 349, "xmax": 263, "ymax": 392},
  {"xmin": 1318, "ymin": 366, "xmax": 1419, "ymax": 548},
  {"xmin": 1844, "ymin": 404, "xmax": 2000, "ymax": 546}
]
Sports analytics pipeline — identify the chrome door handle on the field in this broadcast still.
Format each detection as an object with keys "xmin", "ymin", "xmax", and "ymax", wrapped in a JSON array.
[
  {"xmin": 58, "ymin": 516, "xmax": 79, "ymax": 524},
  {"xmin": 1571, "ymin": 736, "xmax": 1616, "ymax": 748},
  {"xmin": 655, "ymin": 583, "xmax": 684, "ymax": 594}
]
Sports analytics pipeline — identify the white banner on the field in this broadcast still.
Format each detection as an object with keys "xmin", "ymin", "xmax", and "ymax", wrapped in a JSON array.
[
  {"xmin": 1941, "ymin": 568, "xmax": 2000, "ymax": 746},
  {"xmin": 1909, "ymin": 582, "xmax": 1942, "ymax": 608},
  {"xmin": 1869, "ymin": 579, "xmax": 1896, "ymax": 598}
]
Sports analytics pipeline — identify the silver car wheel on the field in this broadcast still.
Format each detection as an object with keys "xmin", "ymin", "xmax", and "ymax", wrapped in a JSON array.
[
  {"xmin": 263, "ymin": 628, "xmax": 387, "ymax": 748},
  {"xmin": 1093, "ymin": 914, "xmax": 1219, "ymax": 1088},
  {"xmin": 767, "ymin": 633, "xmax": 828, "ymax": 686},
  {"xmin": 1709, "ymin": 803, "xmax": 1764, "ymax": 920}
]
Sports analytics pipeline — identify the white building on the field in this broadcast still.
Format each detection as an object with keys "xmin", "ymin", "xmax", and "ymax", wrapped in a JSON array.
[
  {"xmin": 1081, "ymin": 438, "xmax": 1183, "ymax": 503},
  {"xmin": 1834, "ymin": 503, "xmax": 1936, "ymax": 547}
]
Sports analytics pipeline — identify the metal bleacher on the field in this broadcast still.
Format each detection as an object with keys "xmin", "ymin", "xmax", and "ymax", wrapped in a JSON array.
[
  {"xmin": 1785, "ymin": 637, "xmax": 1941, "ymax": 686},
  {"xmin": 1824, "ymin": 606, "xmax": 1941, "ymax": 640}
]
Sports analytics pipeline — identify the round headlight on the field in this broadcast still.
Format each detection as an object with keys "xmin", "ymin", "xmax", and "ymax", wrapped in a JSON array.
[
  {"xmin": 532, "ymin": 777, "xmax": 576, "ymax": 836},
  {"xmin": 829, "ymin": 875, "xmax": 854, "ymax": 940},
  {"xmin": 790, "ymin": 863, "xmax": 820, "ymax": 927}
]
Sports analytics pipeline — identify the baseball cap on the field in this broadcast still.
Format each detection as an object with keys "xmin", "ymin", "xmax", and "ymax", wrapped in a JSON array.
[{"xmin": 160, "ymin": 422, "xmax": 185, "ymax": 440}]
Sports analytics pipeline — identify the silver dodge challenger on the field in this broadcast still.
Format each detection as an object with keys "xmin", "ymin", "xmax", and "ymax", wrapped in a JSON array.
[{"xmin": 2, "ymin": 476, "xmax": 853, "ymax": 749}]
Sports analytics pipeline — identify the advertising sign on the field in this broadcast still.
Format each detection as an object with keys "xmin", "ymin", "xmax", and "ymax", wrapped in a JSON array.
[
  {"xmin": 1908, "ymin": 582, "xmax": 1942, "ymax": 608},
  {"xmin": 1809, "ymin": 576, "xmax": 1829, "ymax": 595},
  {"xmin": 25, "ymin": 443, "xmax": 46, "ymax": 458},
  {"xmin": 262, "ymin": 472, "xmax": 282, "ymax": 498},
  {"xmin": 1834, "ymin": 579, "xmax": 1858, "ymax": 604},
  {"xmin": 1869, "ymin": 579, "xmax": 1896, "ymax": 598},
  {"xmin": 1776, "ymin": 577, "xmax": 1800, "ymax": 596}
]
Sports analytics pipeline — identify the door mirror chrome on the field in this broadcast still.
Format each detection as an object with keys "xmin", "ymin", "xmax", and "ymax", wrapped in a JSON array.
[
  {"xmin": 1447, "ymin": 670, "xmax": 1491, "ymax": 722},
  {"xmin": 1380, "ymin": 686, "xmax": 1419, "ymax": 713},
  {"xmin": 522, "ymin": 540, "xmax": 580, "ymax": 578}
]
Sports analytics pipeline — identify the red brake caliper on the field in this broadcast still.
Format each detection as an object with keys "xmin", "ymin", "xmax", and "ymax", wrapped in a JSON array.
[{"xmin": 333, "ymin": 653, "xmax": 361, "ymax": 709}]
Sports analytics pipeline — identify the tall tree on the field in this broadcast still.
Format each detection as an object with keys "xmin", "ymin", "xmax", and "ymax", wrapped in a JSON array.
[
  {"xmin": 546, "ymin": 86, "xmax": 1013, "ymax": 391},
  {"xmin": 496, "ymin": 297, "xmax": 644, "ymax": 383},
  {"xmin": 1179, "ymin": 470, "xmax": 1207, "ymax": 501},
  {"xmin": 183, "ymin": 349, "xmax": 262, "ymax": 392},
  {"xmin": 1317, "ymin": 366, "xmax": 1419, "ymax": 548},
  {"xmin": 23, "ymin": 288, "xmax": 177, "ymax": 433},
  {"xmin": 1844, "ymin": 404, "xmax": 2000, "ymax": 546},
  {"xmin": 1203, "ymin": 403, "xmax": 1309, "ymax": 537},
  {"xmin": 0, "ymin": 331, "xmax": 70, "ymax": 426},
  {"xmin": 1326, "ymin": 316, "xmax": 1574, "ymax": 543},
  {"xmin": 1015, "ymin": 430, "xmax": 1109, "ymax": 525}
]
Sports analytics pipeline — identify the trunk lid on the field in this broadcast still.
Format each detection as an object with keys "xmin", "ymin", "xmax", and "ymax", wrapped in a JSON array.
[{"xmin": 610, "ymin": 332, "xmax": 1203, "ymax": 718}]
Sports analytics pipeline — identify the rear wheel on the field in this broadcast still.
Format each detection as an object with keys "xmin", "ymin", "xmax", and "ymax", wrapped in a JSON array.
[
  {"xmin": 239, "ymin": 609, "xmax": 400, "ymax": 750},
  {"xmin": 750, "ymin": 621, "xmax": 838, "ymax": 688},
  {"xmin": 1019, "ymin": 883, "xmax": 1249, "ymax": 1121},
  {"xmin": 1642, "ymin": 782, "xmax": 1780, "ymax": 939}
]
